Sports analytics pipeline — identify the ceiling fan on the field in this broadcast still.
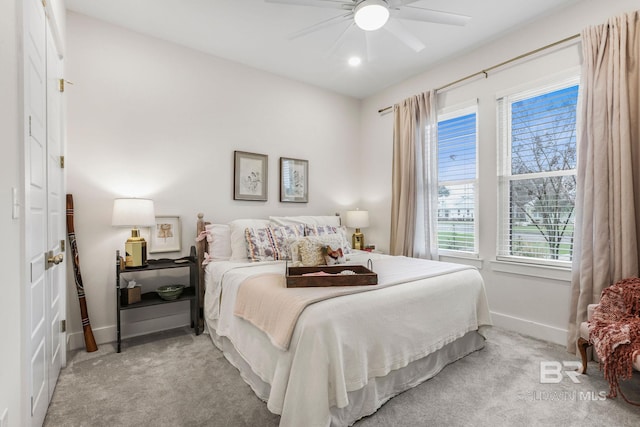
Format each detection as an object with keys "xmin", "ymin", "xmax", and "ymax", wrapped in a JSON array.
[{"xmin": 265, "ymin": 0, "xmax": 471, "ymax": 53}]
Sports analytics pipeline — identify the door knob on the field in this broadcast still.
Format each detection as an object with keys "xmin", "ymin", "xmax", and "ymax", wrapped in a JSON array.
[{"xmin": 47, "ymin": 253, "xmax": 64, "ymax": 265}]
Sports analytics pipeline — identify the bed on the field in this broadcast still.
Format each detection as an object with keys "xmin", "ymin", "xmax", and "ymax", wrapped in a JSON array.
[{"xmin": 195, "ymin": 213, "xmax": 491, "ymax": 427}]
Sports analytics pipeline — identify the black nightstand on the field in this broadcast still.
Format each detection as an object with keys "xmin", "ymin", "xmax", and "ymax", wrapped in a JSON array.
[{"xmin": 115, "ymin": 246, "xmax": 200, "ymax": 352}]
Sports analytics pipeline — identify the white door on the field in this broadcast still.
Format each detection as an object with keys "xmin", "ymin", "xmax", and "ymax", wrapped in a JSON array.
[
  {"xmin": 24, "ymin": 0, "xmax": 49, "ymax": 423},
  {"xmin": 45, "ymin": 18, "xmax": 66, "ymax": 399},
  {"xmin": 24, "ymin": 0, "xmax": 65, "ymax": 424}
]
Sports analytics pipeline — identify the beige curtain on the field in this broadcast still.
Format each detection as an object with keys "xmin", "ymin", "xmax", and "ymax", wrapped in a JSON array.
[
  {"xmin": 567, "ymin": 10, "xmax": 640, "ymax": 353},
  {"xmin": 390, "ymin": 90, "xmax": 438, "ymax": 258}
]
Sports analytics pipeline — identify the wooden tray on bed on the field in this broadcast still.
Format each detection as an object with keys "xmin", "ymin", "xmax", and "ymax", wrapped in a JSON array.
[{"xmin": 286, "ymin": 265, "xmax": 378, "ymax": 288}]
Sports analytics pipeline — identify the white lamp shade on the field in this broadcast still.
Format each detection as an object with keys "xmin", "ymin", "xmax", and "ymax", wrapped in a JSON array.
[
  {"xmin": 345, "ymin": 210, "xmax": 370, "ymax": 228},
  {"xmin": 354, "ymin": 0, "xmax": 390, "ymax": 31},
  {"xmin": 112, "ymin": 198, "xmax": 156, "ymax": 227}
]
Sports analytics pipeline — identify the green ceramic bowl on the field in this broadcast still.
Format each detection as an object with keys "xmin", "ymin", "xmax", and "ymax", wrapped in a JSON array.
[{"xmin": 156, "ymin": 284, "xmax": 185, "ymax": 301}]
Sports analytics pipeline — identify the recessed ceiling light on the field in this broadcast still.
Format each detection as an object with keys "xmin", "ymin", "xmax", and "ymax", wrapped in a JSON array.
[{"xmin": 348, "ymin": 57, "xmax": 362, "ymax": 67}]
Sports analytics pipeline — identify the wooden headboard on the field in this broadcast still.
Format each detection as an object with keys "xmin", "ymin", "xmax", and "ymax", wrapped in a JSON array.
[{"xmin": 196, "ymin": 213, "xmax": 210, "ymax": 332}]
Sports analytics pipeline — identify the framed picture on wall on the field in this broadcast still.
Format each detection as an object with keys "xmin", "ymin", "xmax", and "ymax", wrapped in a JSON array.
[
  {"xmin": 234, "ymin": 151, "xmax": 268, "ymax": 201},
  {"xmin": 280, "ymin": 157, "xmax": 308, "ymax": 203},
  {"xmin": 149, "ymin": 216, "xmax": 181, "ymax": 253}
]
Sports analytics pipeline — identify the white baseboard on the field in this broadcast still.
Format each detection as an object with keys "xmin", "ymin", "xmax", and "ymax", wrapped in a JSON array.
[
  {"xmin": 67, "ymin": 310, "xmax": 567, "ymax": 351},
  {"xmin": 66, "ymin": 312, "xmax": 191, "ymax": 351},
  {"xmin": 66, "ymin": 324, "xmax": 114, "ymax": 352},
  {"xmin": 490, "ymin": 311, "xmax": 568, "ymax": 347}
]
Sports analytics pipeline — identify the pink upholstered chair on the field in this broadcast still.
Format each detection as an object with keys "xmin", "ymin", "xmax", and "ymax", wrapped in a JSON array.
[{"xmin": 577, "ymin": 303, "xmax": 640, "ymax": 374}]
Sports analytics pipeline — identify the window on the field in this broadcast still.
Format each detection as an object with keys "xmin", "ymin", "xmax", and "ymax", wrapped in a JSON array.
[
  {"xmin": 437, "ymin": 103, "xmax": 478, "ymax": 254},
  {"xmin": 497, "ymin": 78, "xmax": 579, "ymax": 265}
]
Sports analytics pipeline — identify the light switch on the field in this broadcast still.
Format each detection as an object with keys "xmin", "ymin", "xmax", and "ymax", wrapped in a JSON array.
[{"xmin": 12, "ymin": 187, "xmax": 19, "ymax": 219}]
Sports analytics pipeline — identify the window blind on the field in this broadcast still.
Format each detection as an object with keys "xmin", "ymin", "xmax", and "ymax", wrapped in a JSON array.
[
  {"xmin": 437, "ymin": 109, "xmax": 477, "ymax": 254},
  {"xmin": 497, "ymin": 81, "xmax": 579, "ymax": 264}
]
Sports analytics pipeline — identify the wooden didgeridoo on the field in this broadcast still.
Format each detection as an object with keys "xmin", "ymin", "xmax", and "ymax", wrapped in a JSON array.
[{"xmin": 66, "ymin": 194, "xmax": 98, "ymax": 352}]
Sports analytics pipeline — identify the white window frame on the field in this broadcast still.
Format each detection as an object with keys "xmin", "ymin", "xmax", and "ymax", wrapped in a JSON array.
[
  {"xmin": 497, "ymin": 75, "xmax": 580, "ymax": 267},
  {"xmin": 436, "ymin": 100, "xmax": 479, "ymax": 257}
]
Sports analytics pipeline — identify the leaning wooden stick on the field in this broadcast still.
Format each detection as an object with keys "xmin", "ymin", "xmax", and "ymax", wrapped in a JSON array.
[{"xmin": 66, "ymin": 194, "xmax": 98, "ymax": 353}]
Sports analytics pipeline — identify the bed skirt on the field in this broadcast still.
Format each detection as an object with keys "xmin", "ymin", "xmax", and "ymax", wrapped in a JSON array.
[{"xmin": 208, "ymin": 327, "xmax": 485, "ymax": 426}]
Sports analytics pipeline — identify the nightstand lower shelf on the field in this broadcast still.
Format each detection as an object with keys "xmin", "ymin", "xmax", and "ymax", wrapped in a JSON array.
[{"xmin": 120, "ymin": 286, "xmax": 195, "ymax": 310}]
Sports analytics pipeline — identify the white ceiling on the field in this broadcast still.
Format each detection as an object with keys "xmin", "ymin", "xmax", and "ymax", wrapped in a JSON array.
[{"xmin": 64, "ymin": 0, "xmax": 580, "ymax": 99}]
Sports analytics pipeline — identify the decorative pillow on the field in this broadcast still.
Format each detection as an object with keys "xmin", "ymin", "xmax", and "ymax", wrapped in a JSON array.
[
  {"xmin": 322, "ymin": 245, "xmax": 345, "ymax": 265},
  {"xmin": 268, "ymin": 224, "xmax": 305, "ymax": 260},
  {"xmin": 245, "ymin": 227, "xmax": 277, "ymax": 261},
  {"xmin": 305, "ymin": 225, "xmax": 352, "ymax": 253},
  {"xmin": 244, "ymin": 225, "xmax": 305, "ymax": 261},
  {"xmin": 298, "ymin": 239, "xmax": 325, "ymax": 267},
  {"xmin": 229, "ymin": 219, "xmax": 271, "ymax": 260},
  {"xmin": 204, "ymin": 224, "xmax": 232, "ymax": 260},
  {"xmin": 291, "ymin": 235, "xmax": 347, "ymax": 266},
  {"xmin": 270, "ymin": 215, "xmax": 341, "ymax": 228}
]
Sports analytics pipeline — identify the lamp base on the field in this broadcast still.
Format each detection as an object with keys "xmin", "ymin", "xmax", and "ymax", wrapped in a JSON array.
[
  {"xmin": 352, "ymin": 229, "xmax": 365, "ymax": 251},
  {"xmin": 125, "ymin": 230, "xmax": 147, "ymax": 267}
]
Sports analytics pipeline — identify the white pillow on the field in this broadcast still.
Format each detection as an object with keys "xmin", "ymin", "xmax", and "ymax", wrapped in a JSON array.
[
  {"xmin": 269, "ymin": 215, "xmax": 341, "ymax": 228},
  {"xmin": 204, "ymin": 224, "xmax": 232, "ymax": 260},
  {"xmin": 229, "ymin": 219, "xmax": 271, "ymax": 260}
]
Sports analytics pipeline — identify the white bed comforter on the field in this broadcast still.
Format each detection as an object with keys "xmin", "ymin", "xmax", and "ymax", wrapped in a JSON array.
[{"xmin": 204, "ymin": 252, "xmax": 492, "ymax": 427}]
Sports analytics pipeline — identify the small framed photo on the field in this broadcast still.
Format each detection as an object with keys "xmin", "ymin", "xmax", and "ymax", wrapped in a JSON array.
[
  {"xmin": 280, "ymin": 157, "xmax": 308, "ymax": 203},
  {"xmin": 234, "ymin": 151, "xmax": 268, "ymax": 201},
  {"xmin": 149, "ymin": 216, "xmax": 181, "ymax": 253}
]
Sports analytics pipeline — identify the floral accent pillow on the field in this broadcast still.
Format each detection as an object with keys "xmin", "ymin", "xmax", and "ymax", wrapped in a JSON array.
[
  {"xmin": 269, "ymin": 224, "xmax": 304, "ymax": 260},
  {"xmin": 245, "ymin": 224, "xmax": 305, "ymax": 261},
  {"xmin": 245, "ymin": 227, "xmax": 277, "ymax": 261},
  {"xmin": 230, "ymin": 219, "xmax": 271, "ymax": 260}
]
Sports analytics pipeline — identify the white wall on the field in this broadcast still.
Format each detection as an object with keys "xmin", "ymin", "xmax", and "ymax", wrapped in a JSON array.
[
  {"xmin": 64, "ymin": 13, "xmax": 362, "ymax": 348},
  {"xmin": 360, "ymin": 0, "xmax": 640, "ymax": 346},
  {"xmin": 1, "ymin": 1, "xmax": 23, "ymax": 425}
]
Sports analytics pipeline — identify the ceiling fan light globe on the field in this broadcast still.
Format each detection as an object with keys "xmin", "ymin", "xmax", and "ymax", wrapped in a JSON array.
[{"xmin": 354, "ymin": 0, "xmax": 390, "ymax": 31}]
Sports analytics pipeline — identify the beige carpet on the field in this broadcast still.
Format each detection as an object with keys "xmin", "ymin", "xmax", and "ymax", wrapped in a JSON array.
[{"xmin": 44, "ymin": 327, "xmax": 640, "ymax": 426}]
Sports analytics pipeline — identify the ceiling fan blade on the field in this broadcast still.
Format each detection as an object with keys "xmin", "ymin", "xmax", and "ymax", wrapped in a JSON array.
[
  {"xmin": 387, "ymin": 0, "xmax": 420, "ymax": 7},
  {"xmin": 364, "ymin": 31, "xmax": 378, "ymax": 62},
  {"xmin": 324, "ymin": 22, "xmax": 355, "ymax": 58},
  {"xmin": 383, "ymin": 19, "xmax": 425, "ymax": 52},
  {"xmin": 392, "ymin": 6, "xmax": 471, "ymax": 26},
  {"xmin": 265, "ymin": 0, "xmax": 354, "ymax": 10},
  {"xmin": 287, "ymin": 12, "xmax": 353, "ymax": 40}
]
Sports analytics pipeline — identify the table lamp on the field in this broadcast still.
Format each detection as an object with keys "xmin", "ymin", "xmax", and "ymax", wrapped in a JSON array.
[
  {"xmin": 345, "ymin": 210, "xmax": 370, "ymax": 250},
  {"xmin": 112, "ymin": 198, "xmax": 155, "ymax": 267}
]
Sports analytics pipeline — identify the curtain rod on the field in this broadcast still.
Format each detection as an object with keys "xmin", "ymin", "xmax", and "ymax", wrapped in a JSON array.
[{"xmin": 377, "ymin": 33, "xmax": 581, "ymax": 115}]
